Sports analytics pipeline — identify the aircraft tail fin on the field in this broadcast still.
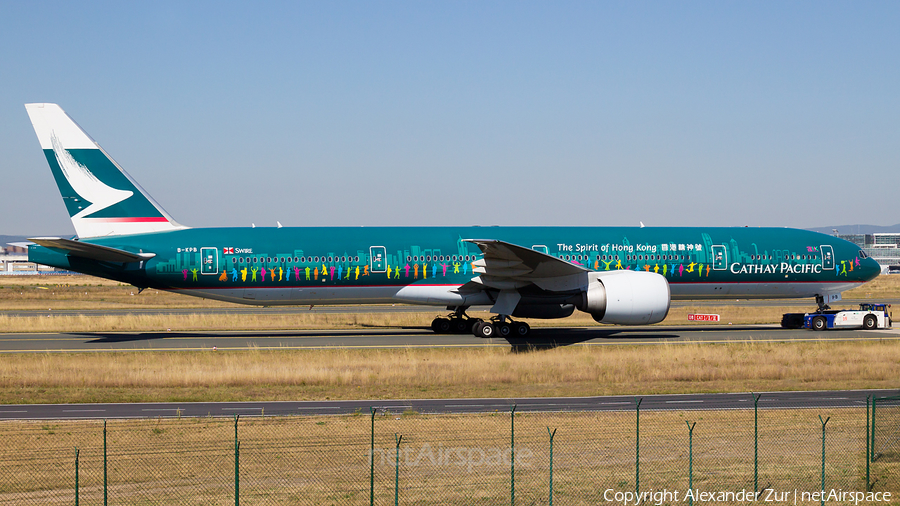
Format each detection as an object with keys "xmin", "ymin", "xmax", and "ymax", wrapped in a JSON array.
[{"xmin": 24, "ymin": 103, "xmax": 187, "ymax": 238}]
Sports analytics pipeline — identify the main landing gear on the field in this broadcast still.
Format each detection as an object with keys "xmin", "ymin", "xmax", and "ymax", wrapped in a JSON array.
[
  {"xmin": 431, "ymin": 308, "xmax": 481, "ymax": 335},
  {"xmin": 430, "ymin": 309, "xmax": 532, "ymax": 338},
  {"xmin": 472, "ymin": 315, "xmax": 531, "ymax": 338}
]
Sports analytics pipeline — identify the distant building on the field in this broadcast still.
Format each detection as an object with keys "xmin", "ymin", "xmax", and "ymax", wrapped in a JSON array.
[{"xmin": 834, "ymin": 233, "xmax": 900, "ymax": 273}]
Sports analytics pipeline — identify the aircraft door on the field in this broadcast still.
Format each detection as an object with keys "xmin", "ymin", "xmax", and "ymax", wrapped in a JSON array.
[
  {"xmin": 820, "ymin": 245, "xmax": 835, "ymax": 270},
  {"xmin": 200, "ymin": 247, "xmax": 218, "ymax": 275},
  {"xmin": 532, "ymin": 245, "xmax": 549, "ymax": 254},
  {"xmin": 711, "ymin": 245, "xmax": 727, "ymax": 270},
  {"xmin": 369, "ymin": 246, "xmax": 387, "ymax": 273}
]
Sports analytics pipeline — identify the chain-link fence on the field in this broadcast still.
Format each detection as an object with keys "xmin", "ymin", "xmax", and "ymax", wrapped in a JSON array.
[
  {"xmin": 873, "ymin": 395, "xmax": 900, "ymax": 463},
  {"xmin": 1, "ymin": 397, "xmax": 897, "ymax": 505}
]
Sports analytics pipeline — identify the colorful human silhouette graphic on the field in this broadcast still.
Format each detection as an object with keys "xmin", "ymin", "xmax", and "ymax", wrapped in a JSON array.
[
  {"xmin": 241, "ymin": 267, "xmax": 247, "ymax": 282},
  {"xmin": 293, "ymin": 267, "xmax": 301, "ymax": 281},
  {"xmin": 219, "ymin": 270, "xmax": 227, "ymax": 282},
  {"xmin": 330, "ymin": 266, "xmax": 335, "ymax": 281},
  {"xmin": 313, "ymin": 267, "xmax": 319, "ymax": 280},
  {"xmin": 345, "ymin": 268, "xmax": 351, "ymax": 280},
  {"xmin": 338, "ymin": 265, "xmax": 344, "ymax": 280},
  {"xmin": 686, "ymin": 262, "xmax": 696, "ymax": 273},
  {"xmin": 678, "ymin": 264, "xmax": 684, "ymax": 277},
  {"xmin": 405, "ymin": 264, "xmax": 411, "ymax": 277},
  {"xmin": 615, "ymin": 259, "xmax": 622, "ymax": 270},
  {"xmin": 270, "ymin": 269, "xmax": 276, "ymax": 281},
  {"xmin": 394, "ymin": 266, "xmax": 400, "ymax": 279},
  {"xmin": 422, "ymin": 264, "xmax": 427, "ymax": 279},
  {"xmin": 363, "ymin": 265, "xmax": 369, "ymax": 277},
  {"xmin": 305, "ymin": 267, "xmax": 311, "ymax": 280},
  {"xmin": 386, "ymin": 265, "xmax": 392, "ymax": 279},
  {"xmin": 191, "ymin": 269, "xmax": 198, "ymax": 281},
  {"xmin": 453, "ymin": 262, "xmax": 460, "ymax": 274},
  {"xmin": 278, "ymin": 267, "xmax": 283, "ymax": 281},
  {"xmin": 261, "ymin": 268, "xmax": 266, "ymax": 281},
  {"xmin": 462, "ymin": 262, "xmax": 468, "ymax": 275},
  {"xmin": 442, "ymin": 263, "xmax": 448, "ymax": 276},
  {"xmin": 251, "ymin": 267, "xmax": 258, "ymax": 282},
  {"xmin": 182, "ymin": 269, "xmax": 188, "ymax": 281},
  {"xmin": 653, "ymin": 264, "xmax": 659, "ymax": 273},
  {"xmin": 232, "ymin": 268, "xmax": 238, "ymax": 282},
  {"xmin": 662, "ymin": 264, "xmax": 668, "ymax": 276},
  {"xmin": 413, "ymin": 264, "xmax": 419, "ymax": 279},
  {"xmin": 705, "ymin": 265, "xmax": 710, "ymax": 277}
]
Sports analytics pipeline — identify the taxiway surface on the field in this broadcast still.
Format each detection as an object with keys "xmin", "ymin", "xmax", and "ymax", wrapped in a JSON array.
[{"xmin": 1, "ymin": 325, "xmax": 899, "ymax": 352}]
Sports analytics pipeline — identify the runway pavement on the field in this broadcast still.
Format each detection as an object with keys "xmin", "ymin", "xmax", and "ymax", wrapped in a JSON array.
[
  {"xmin": 1, "ymin": 324, "xmax": 899, "ymax": 353},
  {"xmin": 0, "ymin": 389, "xmax": 895, "ymax": 420}
]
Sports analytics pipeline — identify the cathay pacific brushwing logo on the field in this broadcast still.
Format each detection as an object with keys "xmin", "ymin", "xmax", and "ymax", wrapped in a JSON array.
[{"xmin": 50, "ymin": 132, "xmax": 132, "ymax": 219}]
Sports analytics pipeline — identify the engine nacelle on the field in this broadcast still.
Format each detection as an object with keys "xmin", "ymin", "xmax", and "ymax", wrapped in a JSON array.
[
  {"xmin": 512, "ymin": 303, "xmax": 575, "ymax": 319},
  {"xmin": 576, "ymin": 270, "xmax": 670, "ymax": 325}
]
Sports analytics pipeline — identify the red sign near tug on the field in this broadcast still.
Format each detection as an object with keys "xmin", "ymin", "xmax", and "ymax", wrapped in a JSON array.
[{"xmin": 688, "ymin": 314, "xmax": 720, "ymax": 322}]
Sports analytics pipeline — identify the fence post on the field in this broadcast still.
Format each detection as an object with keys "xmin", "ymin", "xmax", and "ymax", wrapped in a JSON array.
[
  {"xmin": 394, "ymin": 434, "xmax": 402, "ymax": 506},
  {"xmin": 370, "ymin": 407, "xmax": 376, "ymax": 506},
  {"xmin": 511, "ymin": 404, "xmax": 517, "ymax": 506},
  {"xmin": 871, "ymin": 396, "xmax": 877, "ymax": 464},
  {"xmin": 547, "ymin": 427, "xmax": 557, "ymax": 506},
  {"xmin": 753, "ymin": 392, "xmax": 760, "ymax": 496},
  {"xmin": 686, "ymin": 421, "xmax": 696, "ymax": 506},
  {"xmin": 635, "ymin": 397, "xmax": 642, "ymax": 496},
  {"xmin": 819, "ymin": 415, "xmax": 830, "ymax": 506},
  {"xmin": 74, "ymin": 447, "xmax": 79, "ymax": 506},
  {"xmin": 866, "ymin": 395, "xmax": 871, "ymax": 491},
  {"xmin": 103, "ymin": 420, "xmax": 107, "ymax": 506},
  {"xmin": 234, "ymin": 414, "xmax": 240, "ymax": 506}
]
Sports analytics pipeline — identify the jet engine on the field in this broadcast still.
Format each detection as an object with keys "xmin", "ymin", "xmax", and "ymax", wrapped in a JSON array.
[{"xmin": 575, "ymin": 270, "xmax": 670, "ymax": 325}]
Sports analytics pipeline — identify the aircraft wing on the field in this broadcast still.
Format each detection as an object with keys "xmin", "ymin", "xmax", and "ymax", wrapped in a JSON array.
[
  {"xmin": 28, "ymin": 237, "xmax": 156, "ymax": 263},
  {"xmin": 463, "ymin": 239, "xmax": 589, "ymax": 292}
]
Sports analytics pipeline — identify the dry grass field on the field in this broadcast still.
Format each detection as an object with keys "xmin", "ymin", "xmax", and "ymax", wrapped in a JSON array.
[{"xmin": 2, "ymin": 340, "xmax": 899, "ymax": 404}]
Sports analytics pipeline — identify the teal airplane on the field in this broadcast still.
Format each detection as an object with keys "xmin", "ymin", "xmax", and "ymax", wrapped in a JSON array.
[{"xmin": 22, "ymin": 103, "xmax": 881, "ymax": 338}]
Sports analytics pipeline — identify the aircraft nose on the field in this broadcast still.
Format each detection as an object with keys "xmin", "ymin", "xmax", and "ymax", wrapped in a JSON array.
[{"xmin": 863, "ymin": 257, "xmax": 882, "ymax": 280}]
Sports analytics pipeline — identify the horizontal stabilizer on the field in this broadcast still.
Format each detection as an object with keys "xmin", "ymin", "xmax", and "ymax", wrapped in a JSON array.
[{"xmin": 28, "ymin": 237, "xmax": 156, "ymax": 263}]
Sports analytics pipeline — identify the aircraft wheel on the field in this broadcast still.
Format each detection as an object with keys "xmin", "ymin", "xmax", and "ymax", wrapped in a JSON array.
[
  {"xmin": 513, "ymin": 322, "xmax": 530, "ymax": 337},
  {"xmin": 465, "ymin": 318, "xmax": 482, "ymax": 333},
  {"xmin": 496, "ymin": 323, "xmax": 511, "ymax": 337},
  {"xmin": 863, "ymin": 315, "xmax": 877, "ymax": 330},
  {"xmin": 479, "ymin": 323, "xmax": 496, "ymax": 338},
  {"xmin": 451, "ymin": 318, "xmax": 468, "ymax": 334},
  {"xmin": 432, "ymin": 317, "xmax": 451, "ymax": 334},
  {"xmin": 811, "ymin": 316, "xmax": 827, "ymax": 331}
]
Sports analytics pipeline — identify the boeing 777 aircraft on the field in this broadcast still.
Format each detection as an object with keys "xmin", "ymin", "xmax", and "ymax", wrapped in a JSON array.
[{"xmin": 21, "ymin": 104, "xmax": 881, "ymax": 338}]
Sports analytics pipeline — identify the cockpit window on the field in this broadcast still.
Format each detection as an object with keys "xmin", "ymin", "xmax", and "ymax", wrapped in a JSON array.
[{"xmin": 859, "ymin": 250, "xmax": 868, "ymax": 259}]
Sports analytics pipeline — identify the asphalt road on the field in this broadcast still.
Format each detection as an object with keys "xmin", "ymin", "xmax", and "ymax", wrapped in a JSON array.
[
  {"xmin": 2, "ymin": 324, "xmax": 899, "ymax": 353},
  {"xmin": 0, "ymin": 389, "xmax": 895, "ymax": 420}
]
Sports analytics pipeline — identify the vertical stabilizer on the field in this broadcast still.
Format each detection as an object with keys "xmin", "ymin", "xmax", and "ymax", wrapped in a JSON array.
[{"xmin": 25, "ymin": 103, "xmax": 187, "ymax": 238}]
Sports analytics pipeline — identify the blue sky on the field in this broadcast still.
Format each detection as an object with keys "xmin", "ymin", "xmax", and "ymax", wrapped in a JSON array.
[{"xmin": 1, "ymin": 1, "xmax": 898, "ymax": 234}]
